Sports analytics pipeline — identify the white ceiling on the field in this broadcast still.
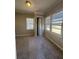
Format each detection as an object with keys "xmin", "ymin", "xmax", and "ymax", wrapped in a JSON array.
[{"xmin": 15, "ymin": 0, "xmax": 62, "ymax": 15}]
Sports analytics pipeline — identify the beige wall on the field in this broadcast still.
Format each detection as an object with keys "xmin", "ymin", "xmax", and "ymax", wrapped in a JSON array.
[
  {"xmin": 15, "ymin": 13, "xmax": 34, "ymax": 36},
  {"xmin": 44, "ymin": 1, "xmax": 63, "ymax": 50}
]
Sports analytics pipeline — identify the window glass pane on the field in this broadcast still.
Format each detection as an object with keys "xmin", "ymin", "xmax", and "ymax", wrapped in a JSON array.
[
  {"xmin": 52, "ymin": 11, "xmax": 63, "ymax": 35},
  {"xmin": 52, "ymin": 28, "xmax": 61, "ymax": 35},
  {"xmin": 52, "ymin": 25, "xmax": 61, "ymax": 30},
  {"xmin": 52, "ymin": 11, "xmax": 63, "ymax": 19},
  {"xmin": 52, "ymin": 18, "xmax": 63, "ymax": 21},
  {"xmin": 26, "ymin": 18, "xmax": 34, "ymax": 30},
  {"xmin": 52, "ymin": 21, "xmax": 62, "ymax": 24},
  {"xmin": 45, "ymin": 16, "xmax": 51, "ymax": 31},
  {"xmin": 46, "ymin": 25, "xmax": 50, "ymax": 30}
]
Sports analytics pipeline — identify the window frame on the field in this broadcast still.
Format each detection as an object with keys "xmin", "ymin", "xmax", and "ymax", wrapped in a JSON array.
[
  {"xmin": 26, "ymin": 18, "xmax": 34, "ymax": 30},
  {"xmin": 51, "ymin": 11, "xmax": 63, "ymax": 36},
  {"xmin": 45, "ymin": 16, "xmax": 51, "ymax": 31}
]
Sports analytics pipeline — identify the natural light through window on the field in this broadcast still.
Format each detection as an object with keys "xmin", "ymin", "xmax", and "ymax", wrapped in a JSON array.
[
  {"xmin": 45, "ymin": 16, "xmax": 51, "ymax": 31},
  {"xmin": 52, "ymin": 28, "xmax": 61, "ymax": 34},
  {"xmin": 52, "ymin": 11, "xmax": 63, "ymax": 35},
  {"xmin": 26, "ymin": 18, "xmax": 34, "ymax": 30}
]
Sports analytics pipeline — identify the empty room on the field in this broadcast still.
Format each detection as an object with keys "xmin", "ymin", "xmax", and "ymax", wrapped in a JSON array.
[{"xmin": 15, "ymin": 0, "xmax": 63, "ymax": 59}]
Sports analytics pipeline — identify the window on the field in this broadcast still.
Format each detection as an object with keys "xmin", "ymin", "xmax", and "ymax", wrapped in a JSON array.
[
  {"xmin": 45, "ymin": 16, "xmax": 51, "ymax": 31},
  {"xmin": 51, "ymin": 11, "xmax": 63, "ymax": 35},
  {"xmin": 26, "ymin": 18, "xmax": 34, "ymax": 30}
]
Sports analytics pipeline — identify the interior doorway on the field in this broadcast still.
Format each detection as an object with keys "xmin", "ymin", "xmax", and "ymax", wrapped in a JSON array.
[
  {"xmin": 37, "ymin": 17, "xmax": 39, "ymax": 36},
  {"xmin": 37, "ymin": 17, "xmax": 42, "ymax": 36}
]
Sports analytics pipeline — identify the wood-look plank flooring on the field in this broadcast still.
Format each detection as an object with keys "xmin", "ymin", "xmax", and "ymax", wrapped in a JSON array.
[{"xmin": 16, "ymin": 36, "xmax": 63, "ymax": 59}]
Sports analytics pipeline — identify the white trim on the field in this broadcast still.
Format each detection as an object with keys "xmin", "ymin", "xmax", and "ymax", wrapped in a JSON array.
[
  {"xmin": 16, "ymin": 35, "xmax": 26, "ymax": 37},
  {"xmin": 16, "ymin": 34, "xmax": 34, "ymax": 37},
  {"xmin": 45, "ymin": 34, "xmax": 63, "ymax": 51}
]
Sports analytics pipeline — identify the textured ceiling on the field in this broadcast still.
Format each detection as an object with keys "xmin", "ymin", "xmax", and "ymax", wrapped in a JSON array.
[{"xmin": 15, "ymin": 0, "xmax": 62, "ymax": 15}]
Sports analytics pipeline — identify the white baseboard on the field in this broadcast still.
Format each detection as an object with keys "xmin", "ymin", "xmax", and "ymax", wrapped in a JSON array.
[
  {"xmin": 16, "ymin": 35, "xmax": 26, "ymax": 36},
  {"xmin": 45, "ymin": 35, "xmax": 63, "ymax": 51},
  {"xmin": 16, "ymin": 34, "xmax": 34, "ymax": 37}
]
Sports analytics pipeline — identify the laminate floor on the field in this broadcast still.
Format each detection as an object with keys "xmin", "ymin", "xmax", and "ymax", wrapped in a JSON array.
[{"xmin": 16, "ymin": 36, "xmax": 63, "ymax": 59}]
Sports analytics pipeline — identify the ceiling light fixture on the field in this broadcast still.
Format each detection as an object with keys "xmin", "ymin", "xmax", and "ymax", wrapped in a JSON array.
[{"xmin": 25, "ymin": 1, "xmax": 32, "ymax": 7}]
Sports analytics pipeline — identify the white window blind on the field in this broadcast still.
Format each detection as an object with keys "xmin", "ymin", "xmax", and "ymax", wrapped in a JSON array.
[{"xmin": 52, "ymin": 11, "xmax": 63, "ymax": 35}]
